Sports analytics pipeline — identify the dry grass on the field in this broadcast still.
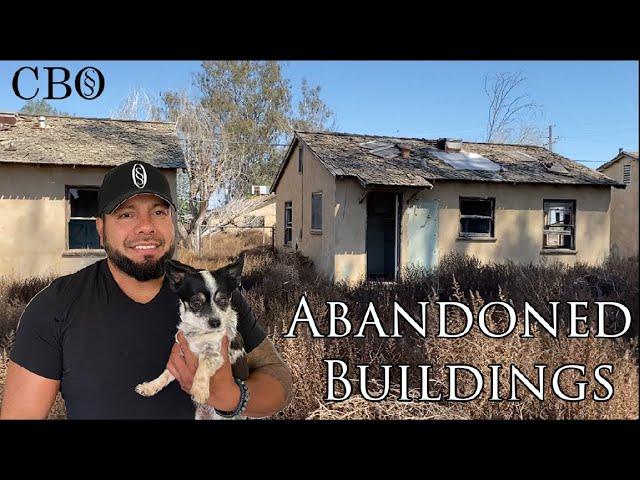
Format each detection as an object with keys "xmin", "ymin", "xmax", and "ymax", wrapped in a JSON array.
[
  {"xmin": 0, "ymin": 277, "xmax": 66, "ymax": 419},
  {"xmin": 1, "ymin": 231, "xmax": 638, "ymax": 420},
  {"xmin": 183, "ymin": 229, "xmax": 271, "ymax": 270}
]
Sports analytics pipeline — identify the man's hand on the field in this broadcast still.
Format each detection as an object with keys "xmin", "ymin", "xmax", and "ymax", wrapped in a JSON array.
[{"xmin": 167, "ymin": 331, "xmax": 241, "ymax": 411}]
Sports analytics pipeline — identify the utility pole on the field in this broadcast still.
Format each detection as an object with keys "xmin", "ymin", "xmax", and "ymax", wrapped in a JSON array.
[{"xmin": 545, "ymin": 124, "xmax": 560, "ymax": 152}]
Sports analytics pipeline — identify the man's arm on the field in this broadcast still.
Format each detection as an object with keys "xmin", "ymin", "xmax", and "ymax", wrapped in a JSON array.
[
  {"xmin": 168, "ymin": 333, "xmax": 293, "ymax": 418},
  {"xmin": 2, "ymin": 280, "xmax": 63, "ymax": 420},
  {"xmin": 0, "ymin": 361, "xmax": 60, "ymax": 419},
  {"xmin": 241, "ymin": 337, "xmax": 293, "ymax": 417}
]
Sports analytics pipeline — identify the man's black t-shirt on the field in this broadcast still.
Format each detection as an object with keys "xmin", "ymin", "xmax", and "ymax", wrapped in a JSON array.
[{"xmin": 10, "ymin": 259, "xmax": 266, "ymax": 419}]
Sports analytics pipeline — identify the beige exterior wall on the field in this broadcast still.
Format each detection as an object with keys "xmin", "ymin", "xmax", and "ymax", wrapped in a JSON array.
[
  {"xmin": 274, "ymin": 142, "xmax": 336, "ymax": 279},
  {"xmin": 247, "ymin": 200, "xmax": 276, "ymax": 227},
  {"xmin": 334, "ymin": 178, "xmax": 367, "ymax": 284},
  {"xmin": 599, "ymin": 158, "xmax": 638, "ymax": 257},
  {"xmin": 326, "ymin": 180, "xmax": 612, "ymax": 286},
  {"xmin": 0, "ymin": 163, "xmax": 177, "ymax": 279},
  {"xmin": 400, "ymin": 182, "xmax": 611, "ymax": 269}
]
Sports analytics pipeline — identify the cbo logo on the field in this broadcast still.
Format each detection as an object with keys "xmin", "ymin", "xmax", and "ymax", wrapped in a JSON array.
[
  {"xmin": 132, "ymin": 164, "xmax": 148, "ymax": 189},
  {"xmin": 12, "ymin": 66, "xmax": 105, "ymax": 100}
]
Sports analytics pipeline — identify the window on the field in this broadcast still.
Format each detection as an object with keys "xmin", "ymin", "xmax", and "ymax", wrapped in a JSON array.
[
  {"xmin": 68, "ymin": 186, "xmax": 101, "ymax": 249},
  {"xmin": 459, "ymin": 197, "xmax": 495, "ymax": 238},
  {"xmin": 284, "ymin": 201, "xmax": 293, "ymax": 245},
  {"xmin": 298, "ymin": 146, "xmax": 303, "ymax": 173},
  {"xmin": 623, "ymin": 164, "xmax": 631, "ymax": 185},
  {"xmin": 311, "ymin": 192, "xmax": 322, "ymax": 232},
  {"xmin": 543, "ymin": 200, "xmax": 575, "ymax": 249}
]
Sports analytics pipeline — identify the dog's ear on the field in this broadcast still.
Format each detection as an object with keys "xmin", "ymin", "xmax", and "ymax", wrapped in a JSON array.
[
  {"xmin": 223, "ymin": 252, "xmax": 244, "ymax": 289},
  {"xmin": 164, "ymin": 259, "xmax": 195, "ymax": 288}
]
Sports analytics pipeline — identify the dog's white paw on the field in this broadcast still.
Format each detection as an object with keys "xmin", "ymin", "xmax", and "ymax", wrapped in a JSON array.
[
  {"xmin": 135, "ymin": 382, "xmax": 155, "ymax": 397},
  {"xmin": 190, "ymin": 380, "xmax": 210, "ymax": 404}
]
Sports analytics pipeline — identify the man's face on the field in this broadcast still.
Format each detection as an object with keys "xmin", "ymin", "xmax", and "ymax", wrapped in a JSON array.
[{"xmin": 96, "ymin": 193, "xmax": 176, "ymax": 281}]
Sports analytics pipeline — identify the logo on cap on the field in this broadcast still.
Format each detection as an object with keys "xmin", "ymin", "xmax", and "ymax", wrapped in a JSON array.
[{"xmin": 132, "ymin": 164, "xmax": 147, "ymax": 189}]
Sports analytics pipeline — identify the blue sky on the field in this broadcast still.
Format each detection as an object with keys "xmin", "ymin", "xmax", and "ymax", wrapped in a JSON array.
[{"xmin": 0, "ymin": 60, "xmax": 637, "ymax": 168}]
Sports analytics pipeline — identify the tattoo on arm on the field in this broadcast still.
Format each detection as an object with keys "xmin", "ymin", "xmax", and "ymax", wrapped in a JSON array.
[{"xmin": 246, "ymin": 338, "xmax": 294, "ymax": 408}]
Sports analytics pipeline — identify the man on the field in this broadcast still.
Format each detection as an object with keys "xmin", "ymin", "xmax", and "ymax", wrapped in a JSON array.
[{"xmin": 1, "ymin": 160, "xmax": 292, "ymax": 419}]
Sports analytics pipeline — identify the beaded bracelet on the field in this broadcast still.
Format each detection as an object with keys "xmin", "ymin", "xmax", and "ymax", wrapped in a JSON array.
[{"xmin": 214, "ymin": 378, "xmax": 250, "ymax": 419}]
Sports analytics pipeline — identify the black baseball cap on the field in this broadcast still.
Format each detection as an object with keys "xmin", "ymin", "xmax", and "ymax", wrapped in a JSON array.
[{"xmin": 98, "ymin": 160, "xmax": 176, "ymax": 216}]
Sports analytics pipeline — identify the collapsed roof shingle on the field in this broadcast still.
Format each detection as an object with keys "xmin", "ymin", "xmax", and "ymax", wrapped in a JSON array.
[
  {"xmin": 0, "ymin": 114, "xmax": 185, "ymax": 169},
  {"xmin": 272, "ymin": 131, "xmax": 623, "ymax": 191}
]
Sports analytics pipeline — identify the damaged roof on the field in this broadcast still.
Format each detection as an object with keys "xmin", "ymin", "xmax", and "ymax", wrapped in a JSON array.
[
  {"xmin": 0, "ymin": 113, "xmax": 185, "ymax": 169},
  {"xmin": 271, "ymin": 131, "xmax": 623, "ymax": 191}
]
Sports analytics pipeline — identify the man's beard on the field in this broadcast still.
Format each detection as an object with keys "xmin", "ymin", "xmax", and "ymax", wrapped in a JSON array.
[{"xmin": 103, "ymin": 234, "xmax": 176, "ymax": 282}]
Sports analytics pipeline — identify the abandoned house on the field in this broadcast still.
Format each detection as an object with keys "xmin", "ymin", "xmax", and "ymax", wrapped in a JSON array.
[
  {"xmin": 237, "ymin": 188, "xmax": 276, "ymax": 229},
  {"xmin": 199, "ymin": 191, "xmax": 277, "ymax": 251},
  {"xmin": 597, "ymin": 149, "xmax": 638, "ymax": 257},
  {"xmin": 0, "ymin": 113, "xmax": 185, "ymax": 279},
  {"xmin": 270, "ymin": 131, "xmax": 623, "ymax": 284}
]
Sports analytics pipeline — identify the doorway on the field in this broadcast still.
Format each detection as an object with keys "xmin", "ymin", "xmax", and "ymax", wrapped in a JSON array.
[{"xmin": 366, "ymin": 192, "xmax": 401, "ymax": 281}]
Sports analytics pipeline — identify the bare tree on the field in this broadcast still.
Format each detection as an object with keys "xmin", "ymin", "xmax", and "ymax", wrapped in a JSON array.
[
  {"xmin": 484, "ymin": 72, "xmax": 543, "ymax": 145},
  {"xmin": 110, "ymin": 87, "xmax": 166, "ymax": 121},
  {"xmin": 168, "ymin": 93, "xmax": 258, "ymax": 249}
]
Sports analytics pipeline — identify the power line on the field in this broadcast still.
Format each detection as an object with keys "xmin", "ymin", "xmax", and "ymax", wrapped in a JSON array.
[
  {"xmin": 175, "ymin": 134, "xmax": 291, "ymax": 147},
  {"xmin": 177, "ymin": 137, "xmax": 290, "ymax": 147}
]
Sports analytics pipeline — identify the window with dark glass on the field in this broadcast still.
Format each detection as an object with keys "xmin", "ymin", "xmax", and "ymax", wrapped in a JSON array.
[
  {"xmin": 459, "ymin": 197, "xmax": 495, "ymax": 238},
  {"xmin": 311, "ymin": 192, "xmax": 322, "ymax": 232},
  {"xmin": 68, "ymin": 186, "xmax": 100, "ymax": 249},
  {"xmin": 284, "ymin": 201, "xmax": 293, "ymax": 245}
]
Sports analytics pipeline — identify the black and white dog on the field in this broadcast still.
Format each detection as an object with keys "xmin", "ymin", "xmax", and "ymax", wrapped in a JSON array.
[{"xmin": 135, "ymin": 253, "xmax": 248, "ymax": 418}]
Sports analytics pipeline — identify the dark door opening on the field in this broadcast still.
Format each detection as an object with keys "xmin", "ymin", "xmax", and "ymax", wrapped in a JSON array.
[{"xmin": 366, "ymin": 192, "xmax": 401, "ymax": 281}]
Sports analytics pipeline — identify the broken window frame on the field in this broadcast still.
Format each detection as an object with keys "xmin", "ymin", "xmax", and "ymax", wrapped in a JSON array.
[
  {"xmin": 311, "ymin": 192, "xmax": 322, "ymax": 233},
  {"xmin": 284, "ymin": 201, "xmax": 293, "ymax": 246},
  {"xmin": 542, "ymin": 199, "xmax": 575, "ymax": 250},
  {"xmin": 459, "ymin": 197, "xmax": 495, "ymax": 238},
  {"xmin": 66, "ymin": 185, "xmax": 101, "ymax": 250}
]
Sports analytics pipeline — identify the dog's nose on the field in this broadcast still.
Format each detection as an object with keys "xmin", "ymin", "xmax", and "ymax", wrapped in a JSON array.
[{"xmin": 208, "ymin": 318, "xmax": 221, "ymax": 329}]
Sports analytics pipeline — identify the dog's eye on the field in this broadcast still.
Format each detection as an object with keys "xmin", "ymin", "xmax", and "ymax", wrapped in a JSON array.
[
  {"xmin": 214, "ymin": 292, "xmax": 229, "ymax": 309},
  {"xmin": 190, "ymin": 299, "xmax": 203, "ymax": 310}
]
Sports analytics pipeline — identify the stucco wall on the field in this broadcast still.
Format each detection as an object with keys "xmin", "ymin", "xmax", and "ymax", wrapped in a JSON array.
[
  {"xmin": 274, "ymin": 142, "xmax": 336, "ymax": 279},
  {"xmin": 334, "ymin": 178, "xmax": 367, "ymax": 284},
  {"xmin": 599, "ymin": 158, "xmax": 638, "ymax": 257},
  {"xmin": 0, "ymin": 163, "xmax": 177, "ymax": 279},
  {"xmin": 401, "ymin": 182, "xmax": 611, "ymax": 269},
  {"xmin": 248, "ymin": 200, "xmax": 276, "ymax": 227},
  {"xmin": 330, "ymin": 180, "xmax": 612, "ymax": 285}
]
